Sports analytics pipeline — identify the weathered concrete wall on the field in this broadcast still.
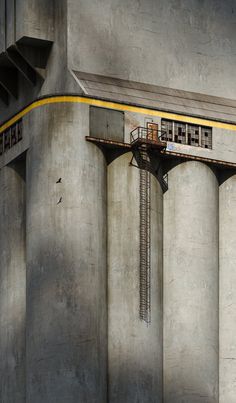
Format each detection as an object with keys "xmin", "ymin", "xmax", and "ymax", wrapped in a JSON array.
[
  {"xmin": 0, "ymin": 0, "xmax": 5, "ymax": 53},
  {"xmin": 15, "ymin": 0, "xmax": 54, "ymax": 40},
  {"xmin": 163, "ymin": 161, "xmax": 219, "ymax": 402},
  {"xmin": 0, "ymin": 0, "xmax": 54, "ymax": 52},
  {"xmin": 219, "ymin": 173, "xmax": 236, "ymax": 403},
  {"xmin": 0, "ymin": 159, "xmax": 26, "ymax": 402},
  {"xmin": 68, "ymin": 0, "xmax": 236, "ymax": 99},
  {"xmin": 6, "ymin": 0, "xmax": 15, "ymax": 48},
  {"xmin": 164, "ymin": 127, "xmax": 236, "ymax": 167},
  {"xmin": 0, "ymin": 0, "xmax": 14, "ymax": 51},
  {"xmin": 108, "ymin": 152, "xmax": 163, "ymax": 402},
  {"xmin": 0, "ymin": 0, "xmax": 78, "ymax": 124},
  {"xmin": 16, "ymin": 0, "xmax": 54, "ymax": 43},
  {"xmin": 26, "ymin": 103, "xmax": 107, "ymax": 402},
  {"xmin": 1, "ymin": 2, "xmax": 236, "ymax": 402}
]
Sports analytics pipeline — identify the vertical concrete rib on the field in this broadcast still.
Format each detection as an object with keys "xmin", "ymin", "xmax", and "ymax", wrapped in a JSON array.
[
  {"xmin": 108, "ymin": 152, "xmax": 163, "ymax": 403},
  {"xmin": 6, "ymin": 0, "xmax": 15, "ymax": 48},
  {"xmin": 219, "ymin": 173, "xmax": 236, "ymax": 403},
  {"xmin": 26, "ymin": 103, "xmax": 107, "ymax": 403},
  {"xmin": 163, "ymin": 161, "xmax": 219, "ymax": 403},
  {"xmin": 0, "ymin": 159, "xmax": 26, "ymax": 402},
  {"xmin": 0, "ymin": 0, "xmax": 6, "ymax": 52}
]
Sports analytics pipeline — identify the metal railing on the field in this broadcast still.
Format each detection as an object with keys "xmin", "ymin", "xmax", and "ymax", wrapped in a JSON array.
[{"xmin": 130, "ymin": 126, "xmax": 166, "ymax": 144}]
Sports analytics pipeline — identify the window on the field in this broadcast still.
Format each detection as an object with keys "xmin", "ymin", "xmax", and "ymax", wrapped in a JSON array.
[
  {"xmin": 161, "ymin": 119, "xmax": 212, "ymax": 149},
  {"xmin": 161, "ymin": 120, "xmax": 173, "ymax": 141},
  {"xmin": 187, "ymin": 124, "xmax": 199, "ymax": 147},
  {"xmin": 201, "ymin": 127, "xmax": 212, "ymax": 149},
  {"xmin": 0, "ymin": 119, "xmax": 23, "ymax": 156},
  {"xmin": 175, "ymin": 122, "xmax": 186, "ymax": 144}
]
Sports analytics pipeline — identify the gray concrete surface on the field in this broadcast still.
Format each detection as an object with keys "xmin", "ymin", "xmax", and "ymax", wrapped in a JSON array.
[
  {"xmin": 0, "ymin": 0, "xmax": 78, "ymax": 124},
  {"xmin": 163, "ymin": 161, "xmax": 219, "ymax": 403},
  {"xmin": 6, "ymin": 0, "xmax": 15, "ymax": 48},
  {"xmin": 0, "ymin": 1, "xmax": 236, "ymax": 402},
  {"xmin": 108, "ymin": 152, "xmax": 163, "ymax": 402},
  {"xmin": 0, "ymin": 0, "xmax": 5, "ymax": 53},
  {"xmin": 25, "ymin": 103, "xmax": 107, "ymax": 403},
  {"xmin": 68, "ymin": 0, "xmax": 236, "ymax": 99},
  {"xmin": 219, "ymin": 173, "xmax": 236, "ymax": 403},
  {"xmin": 74, "ymin": 71, "xmax": 236, "ymax": 123},
  {"xmin": 16, "ymin": 0, "xmax": 54, "ymax": 43},
  {"xmin": 0, "ymin": 159, "xmax": 26, "ymax": 402}
]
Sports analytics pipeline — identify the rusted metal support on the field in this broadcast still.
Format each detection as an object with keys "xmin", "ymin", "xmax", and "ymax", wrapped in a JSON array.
[
  {"xmin": 86, "ymin": 135, "xmax": 236, "ymax": 169},
  {"xmin": 161, "ymin": 149, "xmax": 236, "ymax": 169}
]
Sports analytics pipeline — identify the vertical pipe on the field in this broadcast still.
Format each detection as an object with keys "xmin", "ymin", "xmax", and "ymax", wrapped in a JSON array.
[
  {"xmin": 0, "ymin": 159, "xmax": 26, "ymax": 402},
  {"xmin": 219, "ymin": 173, "xmax": 236, "ymax": 403},
  {"xmin": 26, "ymin": 103, "xmax": 107, "ymax": 402},
  {"xmin": 163, "ymin": 161, "xmax": 219, "ymax": 403},
  {"xmin": 108, "ymin": 152, "xmax": 163, "ymax": 402}
]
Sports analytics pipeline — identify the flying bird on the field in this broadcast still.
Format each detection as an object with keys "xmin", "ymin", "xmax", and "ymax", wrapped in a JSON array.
[
  {"xmin": 57, "ymin": 197, "xmax": 62, "ymax": 205},
  {"xmin": 56, "ymin": 178, "xmax": 62, "ymax": 183}
]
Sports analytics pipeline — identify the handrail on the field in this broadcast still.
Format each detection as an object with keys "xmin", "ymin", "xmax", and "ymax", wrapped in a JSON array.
[{"xmin": 130, "ymin": 126, "xmax": 167, "ymax": 144}]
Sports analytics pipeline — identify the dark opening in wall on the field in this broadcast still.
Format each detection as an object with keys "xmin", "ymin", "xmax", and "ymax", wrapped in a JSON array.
[{"xmin": 161, "ymin": 118, "xmax": 212, "ymax": 149}]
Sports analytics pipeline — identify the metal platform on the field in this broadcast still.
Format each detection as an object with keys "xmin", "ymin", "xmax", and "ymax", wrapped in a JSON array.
[
  {"xmin": 130, "ymin": 126, "xmax": 167, "ymax": 150},
  {"xmin": 85, "ymin": 135, "xmax": 236, "ymax": 170}
]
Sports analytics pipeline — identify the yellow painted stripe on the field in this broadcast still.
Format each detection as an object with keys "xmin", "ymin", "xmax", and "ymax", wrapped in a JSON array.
[{"xmin": 1, "ymin": 95, "xmax": 236, "ymax": 134}]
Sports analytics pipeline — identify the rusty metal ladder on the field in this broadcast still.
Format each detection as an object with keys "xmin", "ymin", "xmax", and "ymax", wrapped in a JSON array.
[{"xmin": 139, "ymin": 146, "xmax": 151, "ymax": 324}]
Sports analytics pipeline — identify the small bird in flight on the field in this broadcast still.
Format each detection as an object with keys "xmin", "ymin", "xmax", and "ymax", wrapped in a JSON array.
[
  {"xmin": 57, "ymin": 197, "xmax": 62, "ymax": 205},
  {"xmin": 56, "ymin": 178, "xmax": 62, "ymax": 183}
]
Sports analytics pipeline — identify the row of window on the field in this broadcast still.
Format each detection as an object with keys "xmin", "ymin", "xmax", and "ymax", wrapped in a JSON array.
[
  {"xmin": 161, "ymin": 119, "xmax": 212, "ymax": 149},
  {"xmin": 0, "ymin": 120, "xmax": 23, "ymax": 155}
]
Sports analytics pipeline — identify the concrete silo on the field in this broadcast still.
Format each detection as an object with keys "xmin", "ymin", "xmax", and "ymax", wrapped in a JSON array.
[
  {"xmin": 0, "ymin": 160, "xmax": 26, "ymax": 402},
  {"xmin": 219, "ymin": 173, "xmax": 236, "ymax": 403},
  {"xmin": 108, "ymin": 152, "xmax": 163, "ymax": 402},
  {"xmin": 25, "ymin": 103, "xmax": 107, "ymax": 402},
  {"xmin": 0, "ymin": 1, "xmax": 235, "ymax": 402},
  {"xmin": 163, "ymin": 161, "xmax": 219, "ymax": 402}
]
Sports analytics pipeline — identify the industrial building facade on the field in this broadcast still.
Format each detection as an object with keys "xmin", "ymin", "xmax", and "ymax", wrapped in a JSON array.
[{"xmin": 0, "ymin": 1, "xmax": 236, "ymax": 402}]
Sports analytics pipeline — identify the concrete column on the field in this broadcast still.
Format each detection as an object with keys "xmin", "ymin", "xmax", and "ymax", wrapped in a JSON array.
[
  {"xmin": 108, "ymin": 152, "xmax": 163, "ymax": 403},
  {"xmin": 26, "ymin": 103, "xmax": 107, "ymax": 402},
  {"xmin": 219, "ymin": 173, "xmax": 236, "ymax": 403},
  {"xmin": 0, "ymin": 159, "xmax": 26, "ymax": 402},
  {"xmin": 163, "ymin": 161, "xmax": 219, "ymax": 403}
]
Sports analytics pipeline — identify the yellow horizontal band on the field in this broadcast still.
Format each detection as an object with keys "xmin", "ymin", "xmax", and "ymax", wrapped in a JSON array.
[{"xmin": 1, "ymin": 95, "xmax": 236, "ymax": 134}]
